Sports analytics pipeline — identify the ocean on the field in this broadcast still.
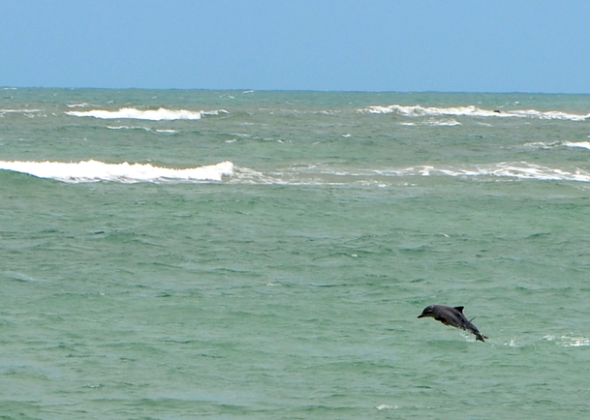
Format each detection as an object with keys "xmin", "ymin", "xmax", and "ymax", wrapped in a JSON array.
[{"xmin": 1, "ymin": 88, "xmax": 589, "ymax": 419}]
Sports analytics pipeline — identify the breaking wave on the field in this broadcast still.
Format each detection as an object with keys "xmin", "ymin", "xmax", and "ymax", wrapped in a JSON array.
[
  {"xmin": 2, "ymin": 160, "xmax": 589, "ymax": 185},
  {"xmin": 563, "ymin": 141, "xmax": 590, "ymax": 150},
  {"xmin": 0, "ymin": 160, "xmax": 234, "ymax": 183},
  {"xmin": 66, "ymin": 107, "xmax": 228, "ymax": 121},
  {"xmin": 522, "ymin": 140, "xmax": 590, "ymax": 151},
  {"xmin": 359, "ymin": 104, "xmax": 590, "ymax": 121}
]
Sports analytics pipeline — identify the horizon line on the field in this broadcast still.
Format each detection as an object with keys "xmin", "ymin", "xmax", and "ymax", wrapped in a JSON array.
[{"xmin": 3, "ymin": 86, "xmax": 590, "ymax": 95}]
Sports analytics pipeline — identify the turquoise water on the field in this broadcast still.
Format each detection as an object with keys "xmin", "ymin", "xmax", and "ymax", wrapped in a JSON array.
[{"xmin": 1, "ymin": 88, "xmax": 590, "ymax": 419}]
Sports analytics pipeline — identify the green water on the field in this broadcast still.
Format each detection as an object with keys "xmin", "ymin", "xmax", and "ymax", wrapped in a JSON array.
[{"xmin": 1, "ymin": 89, "xmax": 590, "ymax": 419}]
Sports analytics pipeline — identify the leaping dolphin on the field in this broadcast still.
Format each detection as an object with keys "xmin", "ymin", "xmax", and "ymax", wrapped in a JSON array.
[{"xmin": 418, "ymin": 305, "xmax": 487, "ymax": 342}]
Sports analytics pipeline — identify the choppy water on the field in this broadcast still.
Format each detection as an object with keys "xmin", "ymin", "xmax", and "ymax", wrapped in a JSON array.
[{"xmin": 1, "ymin": 88, "xmax": 590, "ymax": 419}]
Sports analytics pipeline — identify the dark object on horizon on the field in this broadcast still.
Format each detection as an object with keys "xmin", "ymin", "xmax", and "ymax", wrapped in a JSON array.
[{"xmin": 418, "ymin": 305, "xmax": 487, "ymax": 342}]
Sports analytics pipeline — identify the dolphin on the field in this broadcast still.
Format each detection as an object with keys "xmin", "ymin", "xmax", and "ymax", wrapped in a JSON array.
[{"xmin": 418, "ymin": 305, "xmax": 487, "ymax": 342}]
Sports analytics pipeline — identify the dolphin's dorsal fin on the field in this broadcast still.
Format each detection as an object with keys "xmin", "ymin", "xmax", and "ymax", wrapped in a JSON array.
[{"xmin": 454, "ymin": 306, "xmax": 464, "ymax": 313}]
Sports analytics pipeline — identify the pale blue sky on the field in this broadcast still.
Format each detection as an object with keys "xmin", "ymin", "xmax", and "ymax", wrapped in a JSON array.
[{"xmin": 1, "ymin": 1, "xmax": 589, "ymax": 92}]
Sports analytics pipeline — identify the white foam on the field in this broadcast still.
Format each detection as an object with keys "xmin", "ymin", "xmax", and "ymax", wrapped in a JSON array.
[
  {"xmin": 0, "ymin": 160, "xmax": 234, "ymax": 183},
  {"xmin": 522, "ymin": 141, "xmax": 561, "ymax": 150},
  {"xmin": 399, "ymin": 118, "xmax": 461, "ymax": 127},
  {"xmin": 66, "ymin": 107, "xmax": 227, "ymax": 121},
  {"xmin": 66, "ymin": 102, "xmax": 90, "ymax": 108},
  {"xmin": 0, "ymin": 108, "xmax": 42, "ymax": 114},
  {"xmin": 3, "ymin": 160, "xmax": 588, "ymax": 186},
  {"xmin": 105, "ymin": 126, "xmax": 178, "ymax": 134},
  {"xmin": 429, "ymin": 119, "xmax": 461, "ymax": 126},
  {"xmin": 360, "ymin": 104, "xmax": 590, "ymax": 121},
  {"xmin": 522, "ymin": 141, "xmax": 590, "ymax": 152},
  {"xmin": 511, "ymin": 109, "xmax": 590, "ymax": 121},
  {"xmin": 408, "ymin": 162, "xmax": 590, "ymax": 182},
  {"xmin": 106, "ymin": 125, "xmax": 150, "ymax": 131},
  {"xmin": 544, "ymin": 334, "xmax": 590, "ymax": 347},
  {"xmin": 564, "ymin": 141, "xmax": 590, "ymax": 150},
  {"xmin": 376, "ymin": 404, "xmax": 398, "ymax": 410},
  {"xmin": 298, "ymin": 162, "xmax": 590, "ymax": 184}
]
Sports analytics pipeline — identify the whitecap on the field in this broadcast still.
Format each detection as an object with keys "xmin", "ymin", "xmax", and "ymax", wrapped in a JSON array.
[
  {"xmin": 6, "ymin": 160, "xmax": 585, "ymax": 186},
  {"xmin": 359, "ymin": 104, "xmax": 590, "ymax": 121},
  {"xmin": 376, "ymin": 404, "xmax": 398, "ymax": 410},
  {"xmin": 106, "ymin": 125, "xmax": 150, "ymax": 131},
  {"xmin": 522, "ymin": 141, "xmax": 561, "ymax": 150},
  {"xmin": 0, "ymin": 160, "xmax": 234, "ymax": 183},
  {"xmin": 563, "ymin": 141, "xmax": 590, "ymax": 150},
  {"xmin": 427, "ymin": 119, "xmax": 461, "ymax": 126},
  {"xmin": 398, "ymin": 118, "xmax": 461, "ymax": 127},
  {"xmin": 0, "ymin": 108, "xmax": 42, "ymax": 114},
  {"xmin": 279, "ymin": 162, "xmax": 590, "ymax": 185},
  {"xmin": 66, "ymin": 102, "xmax": 90, "ymax": 108},
  {"xmin": 66, "ymin": 107, "xmax": 227, "ymax": 121},
  {"xmin": 544, "ymin": 334, "xmax": 590, "ymax": 347},
  {"xmin": 433, "ymin": 162, "xmax": 590, "ymax": 182}
]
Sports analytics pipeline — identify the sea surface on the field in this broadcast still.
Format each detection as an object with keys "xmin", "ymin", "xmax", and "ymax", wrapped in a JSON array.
[{"xmin": 1, "ymin": 88, "xmax": 590, "ymax": 419}]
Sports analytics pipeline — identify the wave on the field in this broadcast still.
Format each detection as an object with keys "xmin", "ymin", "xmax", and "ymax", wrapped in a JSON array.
[
  {"xmin": 2, "ymin": 160, "xmax": 588, "ymax": 185},
  {"xmin": 230, "ymin": 162, "xmax": 590, "ymax": 185},
  {"xmin": 106, "ymin": 125, "xmax": 179, "ymax": 134},
  {"xmin": 0, "ymin": 108, "xmax": 42, "ymax": 117},
  {"xmin": 66, "ymin": 102, "xmax": 90, "ymax": 108},
  {"xmin": 522, "ymin": 140, "xmax": 590, "ymax": 151},
  {"xmin": 359, "ymin": 104, "xmax": 590, "ymax": 121},
  {"xmin": 66, "ymin": 107, "xmax": 228, "ymax": 121},
  {"xmin": 563, "ymin": 141, "xmax": 590, "ymax": 150},
  {"xmin": 0, "ymin": 160, "xmax": 233, "ymax": 183},
  {"xmin": 0, "ymin": 108, "xmax": 45, "ymax": 119},
  {"xmin": 399, "ymin": 118, "xmax": 461, "ymax": 127},
  {"xmin": 402, "ymin": 162, "xmax": 590, "ymax": 182}
]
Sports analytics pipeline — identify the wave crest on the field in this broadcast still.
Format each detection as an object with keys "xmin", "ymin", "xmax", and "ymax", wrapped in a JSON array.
[
  {"xmin": 0, "ymin": 160, "xmax": 234, "ymax": 183},
  {"xmin": 66, "ymin": 107, "xmax": 227, "ymax": 121},
  {"xmin": 359, "ymin": 104, "xmax": 590, "ymax": 121},
  {"xmin": 2, "ymin": 160, "xmax": 588, "ymax": 185}
]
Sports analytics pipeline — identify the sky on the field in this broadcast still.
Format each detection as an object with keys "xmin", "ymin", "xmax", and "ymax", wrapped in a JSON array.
[{"xmin": 1, "ymin": 1, "xmax": 590, "ymax": 93}]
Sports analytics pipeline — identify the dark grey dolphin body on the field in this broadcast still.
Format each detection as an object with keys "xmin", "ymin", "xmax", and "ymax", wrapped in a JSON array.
[{"xmin": 418, "ymin": 305, "xmax": 487, "ymax": 342}]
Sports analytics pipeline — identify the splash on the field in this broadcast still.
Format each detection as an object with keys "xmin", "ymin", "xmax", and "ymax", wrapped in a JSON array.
[{"xmin": 544, "ymin": 334, "xmax": 590, "ymax": 347}]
